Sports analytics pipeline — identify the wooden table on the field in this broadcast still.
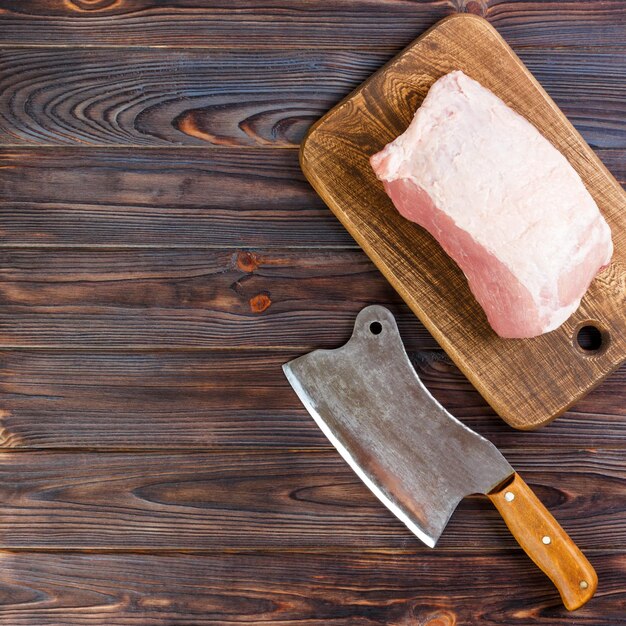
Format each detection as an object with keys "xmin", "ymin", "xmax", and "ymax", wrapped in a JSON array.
[{"xmin": 0, "ymin": 2, "xmax": 624, "ymax": 624}]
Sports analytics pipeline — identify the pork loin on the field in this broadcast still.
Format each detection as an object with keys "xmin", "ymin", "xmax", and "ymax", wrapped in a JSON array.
[{"xmin": 370, "ymin": 70, "xmax": 613, "ymax": 338}]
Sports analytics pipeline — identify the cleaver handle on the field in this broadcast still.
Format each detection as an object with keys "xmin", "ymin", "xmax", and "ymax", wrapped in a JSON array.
[{"xmin": 488, "ymin": 472, "xmax": 597, "ymax": 611}]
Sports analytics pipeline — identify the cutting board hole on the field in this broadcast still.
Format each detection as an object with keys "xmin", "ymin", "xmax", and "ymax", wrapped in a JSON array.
[
  {"xmin": 575, "ymin": 324, "xmax": 605, "ymax": 353},
  {"xmin": 369, "ymin": 321, "xmax": 383, "ymax": 335}
]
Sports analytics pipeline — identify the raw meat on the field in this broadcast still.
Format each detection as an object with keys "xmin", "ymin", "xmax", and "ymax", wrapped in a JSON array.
[{"xmin": 370, "ymin": 70, "xmax": 613, "ymax": 338}]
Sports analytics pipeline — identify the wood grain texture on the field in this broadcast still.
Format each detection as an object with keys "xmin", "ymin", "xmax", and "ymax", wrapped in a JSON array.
[
  {"xmin": 0, "ymin": 48, "xmax": 380, "ymax": 147},
  {"xmin": 489, "ymin": 473, "xmax": 597, "ymax": 611},
  {"xmin": 0, "ymin": 147, "xmax": 344, "ymax": 248},
  {"xmin": 0, "ymin": 248, "xmax": 440, "ymax": 349},
  {"xmin": 1, "ymin": 3, "xmax": 624, "ymax": 623},
  {"xmin": 0, "ymin": 349, "xmax": 623, "ymax": 450},
  {"xmin": 0, "ymin": 48, "xmax": 623, "ymax": 148},
  {"xmin": 1, "ymin": 0, "xmax": 625, "ymax": 49},
  {"xmin": 0, "ymin": 248, "xmax": 624, "ymax": 357},
  {"xmin": 0, "ymin": 450, "xmax": 621, "ymax": 550},
  {"xmin": 0, "ymin": 550, "xmax": 623, "ymax": 625},
  {"xmin": 301, "ymin": 14, "xmax": 626, "ymax": 430},
  {"xmin": 0, "ymin": 147, "xmax": 623, "ymax": 247}
]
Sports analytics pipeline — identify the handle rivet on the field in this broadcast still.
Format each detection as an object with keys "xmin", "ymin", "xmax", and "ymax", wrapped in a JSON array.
[
  {"xmin": 542, "ymin": 535, "xmax": 551, "ymax": 545},
  {"xmin": 580, "ymin": 580, "xmax": 589, "ymax": 590},
  {"xmin": 504, "ymin": 491, "xmax": 515, "ymax": 502}
]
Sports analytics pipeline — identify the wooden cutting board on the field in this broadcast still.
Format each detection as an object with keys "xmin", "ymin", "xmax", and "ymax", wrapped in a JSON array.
[{"xmin": 300, "ymin": 14, "xmax": 626, "ymax": 430}]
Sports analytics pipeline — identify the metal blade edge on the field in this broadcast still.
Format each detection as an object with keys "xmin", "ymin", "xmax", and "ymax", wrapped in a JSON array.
[{"xmin": 283, "ymin": 361, "xmax": 437, "ymax": 549}]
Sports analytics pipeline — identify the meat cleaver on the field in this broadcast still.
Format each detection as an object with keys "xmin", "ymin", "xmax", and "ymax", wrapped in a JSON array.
[{"xmin": 283, "ymin": 305, "xmax": 597, "ymax": 610}]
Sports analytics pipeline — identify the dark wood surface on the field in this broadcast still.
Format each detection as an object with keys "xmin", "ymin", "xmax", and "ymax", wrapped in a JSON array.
[
  {"xmin": 1, "ymin": 1, "xmax": 625, "ymax": 48},
  {"xmin": 0, "ymin": 1, "xmax": 624, "ymax": 623},
  {"xmin": 1, "ymin": 147, "xmax": 623, "ymax": 247},
  {"xmin": 0, "ymin": 348, "xmax": 624, "ymax": 450},
  {"xmin": 0, "ymin": 48, "xmax": 623, "ymax": 148},
  {"xmin": 0, "ymin": 449, "xmax": 622, "ymax": 549},
  {"xmin": 1, "ymin": 551, "xmax": 623, "ymax": 625}
]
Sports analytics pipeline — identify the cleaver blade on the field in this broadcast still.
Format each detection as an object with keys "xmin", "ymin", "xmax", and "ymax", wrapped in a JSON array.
[
  {"xmin": 284, "ymin": 305, "xmax": 597, "ymax": 610},
  {"xmin": 283, "ymin": 304, "xmax": 512, "ymax": 547}
]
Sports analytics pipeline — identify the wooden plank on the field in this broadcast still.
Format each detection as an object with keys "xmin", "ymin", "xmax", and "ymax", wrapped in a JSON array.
[
  {"xmin": 301, "ymin": 14, "xmax": 626, "ymax": 431},
  {"xmin": 0, "ymin": 1, "xmax": 624, "ymax": 49},
  {"xmin": 0, "ymin": 248, "xmax": 624, "ymax": 364},
  {"xmin": 1, "ymin": 147, "xmax": 623, "ymax": 247},
  {"xmin": 0, "ymin": 550, "xmax": 622, "ymax": 625},
  {"xmin": 0, "ymin": 146, "xmax": 349, "ymax": 248},
  {"xmin": 0, "ymin": 349, "xmax": 623, "ymax": 451},
  {"xmin": 0, "ymin": 48, "xmax": 623, "ymax": 148},
  {"xmin": 0, "ymin": 48, "xmax": 381, "ymax": 147},
  {"xmin": 1, "ymin": 5, "xmax": 622, "ymax": 625},
  {"xmin": 0, "ymin": 450, "xmax": 621, "ymax": 550},
  {"xmin": 0, "ymin": 248, "xmax": 440, "ymax": 349}
]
